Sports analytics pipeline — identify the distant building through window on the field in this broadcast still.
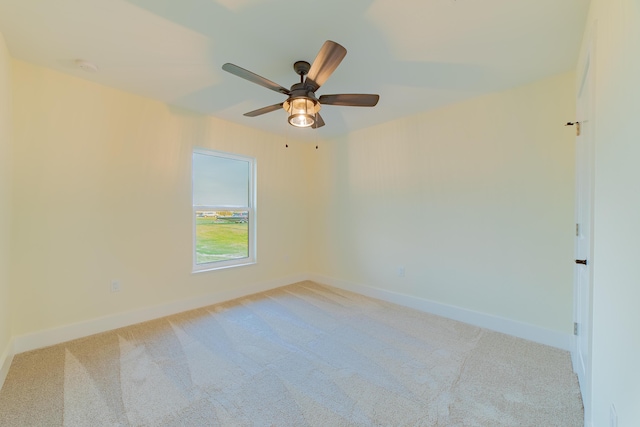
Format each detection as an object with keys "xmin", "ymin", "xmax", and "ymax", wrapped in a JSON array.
[{"xmin": 192, "ymin": 148, "xmax": 255, "ymax": 272}]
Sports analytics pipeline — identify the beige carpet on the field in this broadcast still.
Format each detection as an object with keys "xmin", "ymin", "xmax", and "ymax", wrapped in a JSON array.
[{"xmin": 0, "ymin": 281, "xmax": 583, "ymax": 426}]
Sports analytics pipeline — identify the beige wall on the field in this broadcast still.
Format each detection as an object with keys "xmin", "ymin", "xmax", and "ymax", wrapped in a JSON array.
[
  {"xmin": 6, "ymin": 58, "xmax": 577, "ymax": 344},
  {"xmin": 10, "ymin": 59, "xmax": 313, "ymax": 337},
  {"xmin": 584, "ymin": 0, "xmax": 640, "ymax": 425},
  {"xmin": 7, "ymin": 48, "xmax": 577, "ymax": 362},
  {"xmin": 310, "ymin": 72, "xmax": 576, "ymax": 334},
  {"xmin": 0, "ymin": 34, "xmax": 13, "ymax": 368}
]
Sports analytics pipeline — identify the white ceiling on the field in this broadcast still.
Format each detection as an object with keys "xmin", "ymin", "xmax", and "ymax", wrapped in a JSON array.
[{"xmin": 0, "ymin": 0, "xmax": 589, "ymax": 140}]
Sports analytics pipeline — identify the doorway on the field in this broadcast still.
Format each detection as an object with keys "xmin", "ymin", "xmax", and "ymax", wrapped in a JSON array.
[{"xmin": 573, "ymin": 41, "xmax": 595, "ymax": 425}]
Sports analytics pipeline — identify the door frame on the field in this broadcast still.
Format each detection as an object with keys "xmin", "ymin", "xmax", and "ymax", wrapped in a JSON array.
[{"xmin": 572, "ymin": 25, "xmax": 596, "ymax": 427}]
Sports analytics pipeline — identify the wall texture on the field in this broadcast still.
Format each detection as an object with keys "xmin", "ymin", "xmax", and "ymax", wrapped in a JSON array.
[
  {"xmin": 6, "ymin": 49, "xmax": 581, "ymax": 398},
  {"xmin": 584, "ymin": 0, "xmax": 640, "ymax": 425},
  {"xmin": 0, "ymin": 33, "xmax": 13, "ymax": 382},
  {"xmin": 10, "ymin": 59, "xmax": 313, "ymax": 338},
  {"xmin": 310, "ymin": 72, "xmax": 576, "ymax": 335}
]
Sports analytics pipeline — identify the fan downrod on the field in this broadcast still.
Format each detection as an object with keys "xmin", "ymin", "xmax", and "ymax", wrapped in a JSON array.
[{"xmin": 293, "ymin": 60, "xmax": 310, "ymax": 83}]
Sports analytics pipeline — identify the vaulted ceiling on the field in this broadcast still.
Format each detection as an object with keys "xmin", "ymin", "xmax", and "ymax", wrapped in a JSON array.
[{"xmin": 0, "ymin": 0, "xmax": 589, "ymax": 140}]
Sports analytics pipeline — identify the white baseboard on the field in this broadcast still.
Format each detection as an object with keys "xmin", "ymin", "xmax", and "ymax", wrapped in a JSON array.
[
  {"xmin": 13, "ymin": 273, "xmax": 308, "ymax": 355},
  {"xmin": 11, "ymin": 272, "xmax": 573, "ymax": 356},
  {"xmin": 309, "ymin": 273, "xmax": 573, "ymax": 351},
  {"xmin": 0, "ymin": 337, "xmax": 14, "ymax": 391}
]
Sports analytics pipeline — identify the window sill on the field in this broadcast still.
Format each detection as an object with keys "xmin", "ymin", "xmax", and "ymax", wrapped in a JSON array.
[{"xmin": 191, "ymin": 260, "xmax": 256, "ymax": 274}]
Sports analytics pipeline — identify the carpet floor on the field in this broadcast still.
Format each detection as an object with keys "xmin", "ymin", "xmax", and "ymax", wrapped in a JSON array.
[{"xmin": 0, "ymin": 281, "xmax": 583, "ymax": 426}]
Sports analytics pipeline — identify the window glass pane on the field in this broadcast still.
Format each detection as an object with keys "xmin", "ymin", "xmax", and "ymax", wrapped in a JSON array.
[
  {"xmin": 195, "ymin": 210, "xmax": 249, "ymax": 264},
  {"xmin": 193, "ymin": 153, "xmax": 249, "ymax": 207}
]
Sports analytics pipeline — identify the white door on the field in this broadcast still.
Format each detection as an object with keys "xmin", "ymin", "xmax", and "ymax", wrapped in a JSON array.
[{"xmin": 573, "ymin": 46, "xmax": 594, "ymax": 422}]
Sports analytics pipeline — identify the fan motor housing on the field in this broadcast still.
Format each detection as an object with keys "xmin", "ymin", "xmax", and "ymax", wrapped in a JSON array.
[{"xmin": 288, "ymin": 82, "xmax": 316, "ymax": 99}]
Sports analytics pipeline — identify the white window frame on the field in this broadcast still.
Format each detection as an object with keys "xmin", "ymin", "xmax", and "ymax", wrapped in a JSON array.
[{"xmin": 192, "ymin": 148, "xmax": 256, "ymax": 273}]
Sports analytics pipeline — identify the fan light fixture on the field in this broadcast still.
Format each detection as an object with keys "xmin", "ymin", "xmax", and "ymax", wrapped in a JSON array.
[
  {"xmin": 222, "ymin": 41, "xmax": 380, "ymax": 130},
  {"xmin": 283, "ymin": 97, "xmax": 321, "ymax": 128}
]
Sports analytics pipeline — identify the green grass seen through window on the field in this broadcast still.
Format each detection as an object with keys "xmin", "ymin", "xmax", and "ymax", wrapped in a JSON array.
[{"xmin": 195, "ymin": 217, "xmax": 248, "ymax": 264}]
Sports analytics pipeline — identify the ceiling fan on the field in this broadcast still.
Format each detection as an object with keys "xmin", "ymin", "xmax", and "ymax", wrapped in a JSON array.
[{"xmin": 222, "ymin": 40, "xmax": 379, "ymax": 129}]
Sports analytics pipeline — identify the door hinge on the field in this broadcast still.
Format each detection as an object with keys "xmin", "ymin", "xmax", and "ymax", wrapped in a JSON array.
[
  {"xmin": 576, "ymin": 223, "xmax": 579, "ymax": 236},
  {"xmin": 574, "ymin": 322, "xmax": 579, "ymax": 336},
  {"xmin": 566, "ymin": 121, "xmax": 581, "ymax": 136}
]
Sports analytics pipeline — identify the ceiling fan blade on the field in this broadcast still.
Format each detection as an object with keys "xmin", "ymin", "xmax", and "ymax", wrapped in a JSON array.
[
  {"xmin": 313, "ymin": 113, "xmax": 325, "ymax": 129},
  {"xmin": 243, "ymin": 103, "xmax": 284, "ymax": 117},
  {"xmin": 305, "ymin": 40, "xmax": 347, "ymax": 92},
  {"xmin": 222, "ymin": 63, "xmax": 290, "ymax": 95},
  {"xmin": 319, "ymin": 94, "xmax": 380, "ymax": 107}
]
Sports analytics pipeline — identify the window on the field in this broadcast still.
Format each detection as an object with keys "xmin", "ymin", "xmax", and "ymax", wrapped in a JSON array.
[{"xmin": 192, "ymin": 148, "xmax": 256, "ymax": 272}]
